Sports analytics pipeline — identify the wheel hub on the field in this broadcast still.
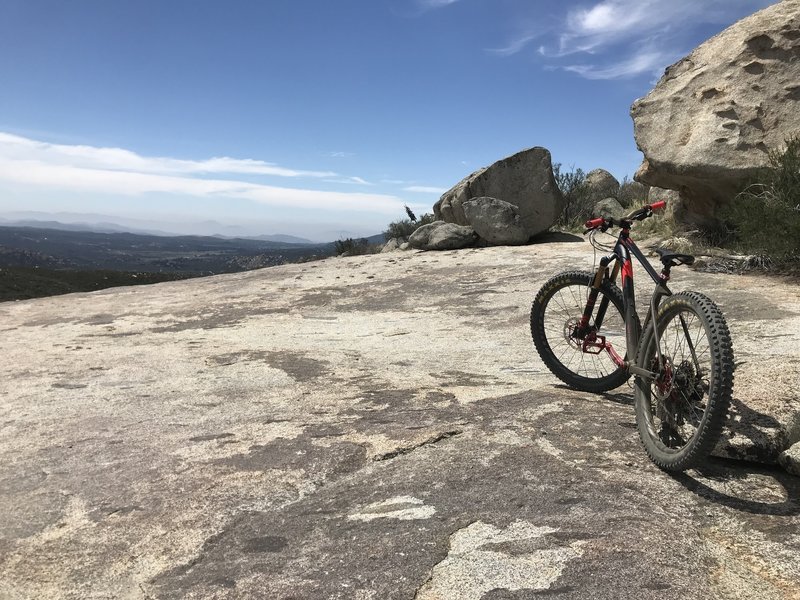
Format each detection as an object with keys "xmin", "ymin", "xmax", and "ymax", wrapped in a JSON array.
[{"xmin": 652, "ymin": 357, "xmax": 706, "ymax": 427}]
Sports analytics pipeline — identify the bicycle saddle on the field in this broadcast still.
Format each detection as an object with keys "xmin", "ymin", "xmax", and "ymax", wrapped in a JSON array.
[{"xmin": 654, "ymin": 248, "xmax": 695, "ymax": 267}]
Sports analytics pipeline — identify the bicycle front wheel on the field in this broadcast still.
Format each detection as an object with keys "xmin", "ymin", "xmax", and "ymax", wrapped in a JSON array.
[
  {"xmin": 634, "ymin": 291, "xmax": 734, "ymax": 471},
  {"xmin": 530, "ymin": 271, "xmax": 634, "ymax": 393}
]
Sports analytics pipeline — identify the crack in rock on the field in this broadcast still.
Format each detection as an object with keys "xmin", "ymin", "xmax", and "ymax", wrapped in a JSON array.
[
  {"xmin": 348, "ymin": 496, "xmax": 436, "ymax": 522},
  {"xmin": 373, "ymin": 430, "xmax": 464, "ymax": 461}
]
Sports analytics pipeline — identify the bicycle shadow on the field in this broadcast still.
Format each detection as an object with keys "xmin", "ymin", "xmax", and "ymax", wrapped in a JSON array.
[
  {"xmin": 670, "ymin": 458, "xmax": 800, "ymax": 516},
  {"xmin": 601, "ymin": 390, "xmax": 634, "ymax": 406},
  {"xmin": 596, "ymin": 390, "xmax": 786, "ymax": 463},
  {"xmin": 551, "ymin": 384, "xmax": 634, "ymax": 407},
  {"xmin": 574, "ymin": 386, "xmax": 797, "ymax": 514},
  {"xmin": 603, "ymin": 392, "xmax": 797, "ymax": 515},
  {"xmin": 530, "ymin": 231, "xmax": 584, "ymax": 244},
  {"xmin": 717, "ymin": 397, "xmax": 787, "ymax": 464}
]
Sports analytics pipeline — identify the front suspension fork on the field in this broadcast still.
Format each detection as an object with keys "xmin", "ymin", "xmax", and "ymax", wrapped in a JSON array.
[
  {"xmin": 578, "ymin": 256, "xmax": 619, "ymax": 333},
  {"xmin": 576, "ymin": 258, "xmax": 625, "ymax": 367}
]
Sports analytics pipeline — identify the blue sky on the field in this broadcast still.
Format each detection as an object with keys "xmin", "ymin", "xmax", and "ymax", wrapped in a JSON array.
[{"xmin": 0, "ymin": 0, "xmax": 776, "ymax": 241}]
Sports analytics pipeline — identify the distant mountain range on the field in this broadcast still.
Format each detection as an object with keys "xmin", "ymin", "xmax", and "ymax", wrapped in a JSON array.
[
  {"xmin": 0, "ymin": 220, "xmax": 389, "ymax": 301},
  {"xmin": 0, "ymin": 215, "xmax": 319, "ymax": 244},
  {"xmin": 243, "ymin": 233, "xmax": 317, "ymax": 244},
  {"xmin": 0, "ymin": 224, "xmax": 337, "ymax": 273}
]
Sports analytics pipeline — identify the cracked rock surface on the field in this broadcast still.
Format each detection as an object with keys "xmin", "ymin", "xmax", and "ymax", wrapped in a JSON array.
[{"xmin": 1, "ymin": 239, "xmax": 799, "ymax": 599}]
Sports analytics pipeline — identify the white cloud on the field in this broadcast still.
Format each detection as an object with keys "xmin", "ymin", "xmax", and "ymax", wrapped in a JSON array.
[
  {"xmin": 404, "ymin": 185, "xmax": 447, "ymax": 194},
  {"xmin": 564, "ymin": 50, "xmax": 677, "ymax": 80},
  {"xmin": 0, "ymin": 132, "xmax": 337, "ymax": 178},
  {"xmin": 556, "ymin": 0, "xmax": 772, "ymax": 56},
  {"xmin": 488, "ymin": 0, "xmax": 775, "ymax": 80},
  {"xmin": 0, "ymin": 133, "xmax": 404, "ymax": 214}
]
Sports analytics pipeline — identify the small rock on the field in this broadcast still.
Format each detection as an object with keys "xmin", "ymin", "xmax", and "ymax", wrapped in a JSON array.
[
  {"xmin": 778, "ymin": 442, "xmax": 800, "ymax": 476},
  {"xmin": 593, "ymin": 197, "xmax": 626, "ymax": 219},
  {"xmin": 408, "ymin": 222, "xmax": 477, "ymax": 251},
  {"xmin": 381, "ymin": 238, "xmax": 400, "ymax": 253}
]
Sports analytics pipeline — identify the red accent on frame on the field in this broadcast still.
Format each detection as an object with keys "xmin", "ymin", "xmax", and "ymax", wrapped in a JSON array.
[
  {"xmin": 605, "ymin": 344, "xmax": 625, "ymax": 368},
  {"xmin": 621, "ymin": 259, "xmax": 633, "ymax": 284},
  {"xmin": 581, "ymin": 336, "xmax": 625, "ymax": 368}
]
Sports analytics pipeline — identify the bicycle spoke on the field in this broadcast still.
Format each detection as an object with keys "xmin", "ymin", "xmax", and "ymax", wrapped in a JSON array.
[
  {"xmin": 539, "ymin": 278, "xmax": 626, "ymax": 382},
  {"xmin": 646, "ymin": 306, "xmax": 718, "ymax": 452}
]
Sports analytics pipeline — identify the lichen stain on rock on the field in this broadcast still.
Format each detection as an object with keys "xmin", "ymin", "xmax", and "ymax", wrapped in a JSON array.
[
  {"xmin": 415, "ymin": 520, "xmax": 585, "ymax": 600},
  {"xmin": 262, "ymin": 350, "xmax": 331, "ymax": 382},
  {"xmin": 215, "ymin": 436, "xmax": 367, "ymax": 479}
]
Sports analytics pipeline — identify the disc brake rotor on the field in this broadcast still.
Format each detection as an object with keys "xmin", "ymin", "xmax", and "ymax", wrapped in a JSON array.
[{"xmin": 564, "ymin": 317, "xmax": 582, "ymax": 349}]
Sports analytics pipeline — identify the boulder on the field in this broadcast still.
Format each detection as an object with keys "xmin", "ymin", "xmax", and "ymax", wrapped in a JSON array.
[
  {"xmin": 647, "ymin": 187, "xmax": 684, "ymax": 221},
  {"xmin": 593, "ymin": 197, "xmax": 625, "ymax": 219},
  {"xmin": 461, "ymin": 197, "xmax": 529, "ymax": 245},
  {"xmin": 631, "ymin": 0, "xmax": 800, "ymax": 223},
  {"xmin": 585, "ymin": 169, "xmax": 620, "ymax": 204},
  {"xmin": 408, "ymin": 222, "xmax": 477, "ymax": 251},
  {"xmin": 434, "ymin": 147, "xmax": 564, "ymax": 239},
  {"xmin": 381, "ymin": 238, "xmax": 400, "ymax": 253}
]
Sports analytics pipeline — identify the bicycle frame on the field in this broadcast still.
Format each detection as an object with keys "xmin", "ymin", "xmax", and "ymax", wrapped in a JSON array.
[{"xmin": 581, "ymin": 224, "xmax": 671, "ymax": 380}]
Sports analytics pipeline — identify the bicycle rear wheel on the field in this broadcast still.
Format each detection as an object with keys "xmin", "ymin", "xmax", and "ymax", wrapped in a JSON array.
[
  {"xmin": 634, "ymin": 291, "xmax": 734, "ymax": 471},
  {"xmin": 530, "ymin": 271, "xmax": 634, "ymax": 393}
]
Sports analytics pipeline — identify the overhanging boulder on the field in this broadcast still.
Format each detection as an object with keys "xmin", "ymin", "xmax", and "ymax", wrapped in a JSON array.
[{"xmin": 630, "ymin": 0, "xmax": 800, "ymax": 223}]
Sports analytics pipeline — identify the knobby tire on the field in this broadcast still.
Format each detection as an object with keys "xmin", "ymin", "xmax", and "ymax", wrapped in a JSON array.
[
  {"xmin": 634, "ymin": 291, "xmax": 734, "ymax": 471},
  {"xmin": 530, "ymin": 271, "xmax": 637, "ymax": 393}
]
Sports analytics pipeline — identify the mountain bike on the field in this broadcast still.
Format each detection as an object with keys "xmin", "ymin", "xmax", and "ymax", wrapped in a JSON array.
[{"xmin": 530, "ymin": 201, "xmax": 734, "ymax": 471}]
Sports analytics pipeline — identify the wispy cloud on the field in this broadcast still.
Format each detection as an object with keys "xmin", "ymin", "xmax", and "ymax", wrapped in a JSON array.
[
  {"xmin": 404, "ymin": 185, "xmax": 447, "ymax": 194},
  {"xmin": 324, "ymin": 176, "xmax": 373, "ymax": 186},
  {"xmin": 418, "ymin": 0, "xmax": 462, "ymax": 8},
  {"xmin": 487, "ymin": 0, "xmax": 774, "ymax": 80},
  {"xmin": 487, "ymin": 34, "xmax": 538, "ymax": 57},
  {"xmin": 0, "ymin": 133, "xmax": 404, "ymax": 214},
  {"xmin": 0, "ymin": 132, "xmax": 338, "ymax": 178},
  {"xmin": 564, "ymin": 50, "xmax": 679, "ymax": 80}
]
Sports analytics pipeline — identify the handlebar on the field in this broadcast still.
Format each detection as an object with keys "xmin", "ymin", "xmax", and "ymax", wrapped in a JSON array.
[{"xmin": 583, "ymin": 200, "xmax": 667, "ymax": 233}]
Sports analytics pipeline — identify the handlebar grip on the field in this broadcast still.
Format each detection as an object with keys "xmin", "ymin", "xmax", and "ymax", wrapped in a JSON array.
[
  {"xmin": 584, "ymin": 217, "xmax": 605, "ymax": 229},
  {"xmin": 650, "ymin": 200, "xmax": 667, "ymax": 211}
]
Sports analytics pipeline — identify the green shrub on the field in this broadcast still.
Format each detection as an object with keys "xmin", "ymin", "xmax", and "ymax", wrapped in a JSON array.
[
  {"xmin": 721, "ymin": 137, "xmax": 800, "ymax": 259},
  {"xmin": 384, "ymin": 212, "xmax": 436, "ymax": 241},
  {"xmin": 334, "ymin": 237, "xmax": 379, "ymax": 256},
  {"xmin": 553, "ymin": 163, "xmax": 593, "ymax": 228},
  {"xmin": 617, "ymin": 176, "xmax": 649, "ymax": 209}
]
